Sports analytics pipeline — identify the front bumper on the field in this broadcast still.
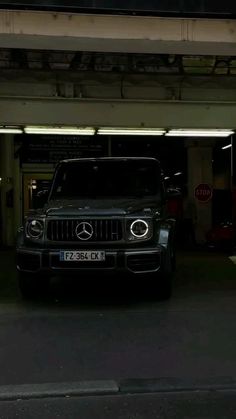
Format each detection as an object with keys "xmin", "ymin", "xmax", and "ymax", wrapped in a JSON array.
[{"xmin": 16, "ymin": 246, "xmax": 165, "ymax": 275}]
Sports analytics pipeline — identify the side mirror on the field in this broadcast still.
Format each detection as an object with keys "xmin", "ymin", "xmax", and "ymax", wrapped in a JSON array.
[{"xmin": 35, "ymin": 189, "xmax": 49, "ymax": 208}]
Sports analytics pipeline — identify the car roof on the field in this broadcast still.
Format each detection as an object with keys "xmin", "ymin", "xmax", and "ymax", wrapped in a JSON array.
[{"xmin": 60, "ymin": 157, "xmax": 160, "ymax": 164}]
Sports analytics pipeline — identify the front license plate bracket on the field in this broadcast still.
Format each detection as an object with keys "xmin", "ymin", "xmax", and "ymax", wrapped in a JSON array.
[{"xmin": 60, "ymin": 251, "xmax": 106, "ymax": 261}]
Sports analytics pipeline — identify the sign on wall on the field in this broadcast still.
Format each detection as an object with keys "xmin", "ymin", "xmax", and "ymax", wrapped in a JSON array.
[
  {"xmin": 16, "ymin": 135, "xmax": 108, "ymax": 164},
  {"xmin": 194, "ymin": 183, "xmax": 213, "ymax": 203}
]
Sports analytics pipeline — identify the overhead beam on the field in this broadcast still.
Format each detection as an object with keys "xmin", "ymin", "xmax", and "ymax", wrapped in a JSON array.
[
  {"xmin": 1, "ymin": 97, "xmax": 236, "ymax": 128},
  {"xmin": 0, "ymin": 11, "xmax": 236, "ymax": 55},
  {"xmin": 2, "ymin": 71, "xmax": 236, "ymax": 102},
  {"xmin": 1, "ymin": 78, "xmax": 236, "ymax": 102},
  {"xmin": 0, "ymin": 0, "xmax": 235, "ymax": 18}
]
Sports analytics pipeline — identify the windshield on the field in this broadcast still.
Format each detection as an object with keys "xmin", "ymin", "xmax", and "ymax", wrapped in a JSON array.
[{"xmin": 50, "ymin": 159, "xmax": 161, "ymax": 199}]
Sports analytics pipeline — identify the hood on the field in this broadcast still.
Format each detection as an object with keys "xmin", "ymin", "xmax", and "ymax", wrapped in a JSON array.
[{"xmin": 38, "ymin": 198, "xmax": 161, "ymax": 217}]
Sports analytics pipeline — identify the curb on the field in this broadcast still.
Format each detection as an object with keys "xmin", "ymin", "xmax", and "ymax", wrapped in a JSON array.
[
  {"xmin": 119, "ymin": 377, "xmax": 236, "ymax": 394},
  {"xmin": 2, "ymin": 377, "xmax": 236, "ymax": 402},
  {"xmin": 0, "ymin": 380, "xmax": 119, "ymax": 401}
]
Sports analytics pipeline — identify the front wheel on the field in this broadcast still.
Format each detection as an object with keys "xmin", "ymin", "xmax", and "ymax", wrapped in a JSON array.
[
  {"xmin": 157, "ymin": 244, "xmax": 175, "ymax": 300},
  {"xmin": 18, "ymin": 272, "xmax": 50, "ymax": 300},
  {"xmin": 159, "ymin": 272, "xmax": 173, "ymax": 300},
  {"xmin": 148, "ymin": 270, "xmax": 173, "ymax": 300}
]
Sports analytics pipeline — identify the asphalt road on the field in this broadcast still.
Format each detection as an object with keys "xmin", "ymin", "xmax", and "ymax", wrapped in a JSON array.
[
  {"xmin": 0, "ymin": 249, "xmax": 236, "ymax": 417},
  {"xmin": 1, "ymin": 293, "xmax": 236, "ymax": 385},
  {"xmin": 1, "ymin": 391, "xmax": 236, "ymax": 419}
]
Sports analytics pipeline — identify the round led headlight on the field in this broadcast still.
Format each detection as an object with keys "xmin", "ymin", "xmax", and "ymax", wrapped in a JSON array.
[
  {"xmin": 26, "ymin": 220, "xmax": 43, "ymax": 239},
  {"xmin": 130, "ymin": 219, "xmax": 149, "ymax": 238}
]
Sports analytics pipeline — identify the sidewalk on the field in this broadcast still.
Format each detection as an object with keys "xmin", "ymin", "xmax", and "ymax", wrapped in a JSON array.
[
  {"xmin": 0, "ymin": 248, "xmax": 20, "ymax": 301},
  {"xmin": 0, "ymin": 387, "xmax": 235, "ymax": 419}
]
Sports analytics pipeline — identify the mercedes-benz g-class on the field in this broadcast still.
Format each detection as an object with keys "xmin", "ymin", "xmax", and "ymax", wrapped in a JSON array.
[{"xmin": 16, "ymin": 157, "xmax": 176, "ymax": 298}]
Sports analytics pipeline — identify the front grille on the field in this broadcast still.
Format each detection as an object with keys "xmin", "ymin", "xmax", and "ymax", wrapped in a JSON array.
[
  {"xmin": 47, "ymin": 219, "xmax": 123, "ymax": 242},
  {"xmin": 50, "ymin": 254, "xmax": 115, "ymax": 269}
]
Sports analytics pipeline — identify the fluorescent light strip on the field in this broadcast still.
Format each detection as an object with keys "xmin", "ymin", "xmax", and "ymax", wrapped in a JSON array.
[
  {"xmin": 222, "ymin": 144, "xmax": 232, "ymax": 150},
  {"xmin": 98, "ymin": 128, "xmax": 165, "ymax": 136},
  {"xmin": 167, "ymin": 133, "xmax": 233, "ymax": 137},
  {"xmin": 0, "ymin": 126, "xmax": 23, "ymax": 134},
  {"xmin": 174, "ymin": 172, "xmax": 182, "ymax": 176},
  {"xmin": 166, "ymin": 129, "xmax": 234, "ymax": 137},
  {"xmin": 24, "ymin": 126, "xmax": 95, "ymax": 135}
]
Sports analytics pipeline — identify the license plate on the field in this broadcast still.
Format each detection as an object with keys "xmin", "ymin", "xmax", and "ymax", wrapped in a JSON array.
[{"xmin": 60, "ymin": 251, "xmax": 105, "ymax": 262}]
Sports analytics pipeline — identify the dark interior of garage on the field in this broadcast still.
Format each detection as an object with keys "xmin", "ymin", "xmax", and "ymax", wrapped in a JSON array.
[{"xmin": 12, "ymin": 132, "xmax": 234, "ymax": 253}]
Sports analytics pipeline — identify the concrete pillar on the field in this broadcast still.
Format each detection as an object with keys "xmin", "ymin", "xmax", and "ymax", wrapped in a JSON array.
[
  {"xmin": 0, "ymin": 134, "xmax": 15, "ymax": 246},
  {"xmin": 13, "ymin": 154, "xmax": 21, "ymax": 236},
  {"xmin": 187, "ymin": 141, "xmax": 214, "ymax": 244}
]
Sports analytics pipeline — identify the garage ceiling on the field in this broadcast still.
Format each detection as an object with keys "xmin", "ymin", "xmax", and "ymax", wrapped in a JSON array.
[{"xmin": 0, "ymin": 48, "xmax": 236, "ymax": 128}]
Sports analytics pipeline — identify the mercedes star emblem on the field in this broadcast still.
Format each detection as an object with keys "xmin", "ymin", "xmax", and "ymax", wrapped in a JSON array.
[{"xmin": 75, "ymin": 222, "xmax": 93, "ymax": 241}]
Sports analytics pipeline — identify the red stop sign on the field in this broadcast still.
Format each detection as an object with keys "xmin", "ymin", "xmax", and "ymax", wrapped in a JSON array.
[{"xmin": 194, "ymin": 183, "xmax": 213, "ymax": 202}]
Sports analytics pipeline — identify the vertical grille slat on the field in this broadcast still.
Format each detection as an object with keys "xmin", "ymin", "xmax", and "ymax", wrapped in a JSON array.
[
  {"xmin": 100, "ymin": 220, "xmax": 103, "ymax": 240},
  {"xmin": 105, "ymin": 220, "xmax": 108, "ymax": 241},
  {"xmin": 47, "ymin": 219, "xmax": 122, "ymax": 242},
  {"xmin": 50, "ymin": 222, "xmax": 53, "ymax": 241},
  {"xmin": 113, "ymin": 220, "xmax": 119, "ymax": 240},
  {"xmin": 71, "ymin": 220, "xmax": 75, "ymax": 240},
  {"xmin": 116, "ymin": 220, "xmax": 120, "ymax": 240},
  {"xmin": 52, "ymin": 222, "xmax": 55, "ymax": 241},
  {"xmin": 95, "ymin": 220, "xmax": 98, "ymax": 240},
  {"xmin": 56, "ymin": 221, "xmax": 59, "ymax": 241},
  {"xmin": 66, "ymin": 220, "xmax": 69, "ymax": 240},
  {"xmin": 61, "ymin": 220, "xmax": 64, "ymax": 241}
]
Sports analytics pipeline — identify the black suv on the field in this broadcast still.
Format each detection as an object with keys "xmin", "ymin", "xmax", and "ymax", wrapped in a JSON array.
[{"xmin": 16, "ymin": 157, "xmax": 176, "ymax": 298}]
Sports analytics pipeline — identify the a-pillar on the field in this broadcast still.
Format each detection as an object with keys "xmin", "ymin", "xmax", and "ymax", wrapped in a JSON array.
[
  {"xmin": 186, "ymin": 140, "xmax": 214, "ymax": 244},
  {"xmin": 0, "ymin": 134, "xmax": 15, "ymax": 246}
]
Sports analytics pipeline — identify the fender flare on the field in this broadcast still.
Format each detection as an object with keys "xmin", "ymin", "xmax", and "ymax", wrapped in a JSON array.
[
  {"xmin": 158, "ymin": 218, "xmax": 176, "ymax": 274},
  {"xmin": 16, "ymin": 227, "xmax": 24, "ymax": 248},
  {"xmin": 158, "ymin": 218, "xmax": 176, "ymax": 249}
]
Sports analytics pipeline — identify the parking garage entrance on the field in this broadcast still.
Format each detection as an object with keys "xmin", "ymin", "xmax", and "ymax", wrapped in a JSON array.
[
  {"xmin": 10, "ymin": 131, "xmax": 234, "ymax": 252},
  {"xmin": 0, "ymin": 49, "xmax": 235, "ymax": 249}
]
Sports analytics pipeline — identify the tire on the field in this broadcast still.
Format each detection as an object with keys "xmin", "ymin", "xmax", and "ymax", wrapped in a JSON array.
[
  {"xmin": 149, "ymin": 270, "xmax": 173, "ymax": 301},
  {"xmin": 18, "ymin": 272, "xmax": 50, "ymax": 300},
  {"xmin": 170, "ymin": 243, "xmax": 176, "ymax": 272},
  {"xmin": 158, "ymin": 243, "xmax": 175, "ymax": 300},
  {"xmin": 159, "ymin": 272, "xmax": 173, "ymax": 300}
]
